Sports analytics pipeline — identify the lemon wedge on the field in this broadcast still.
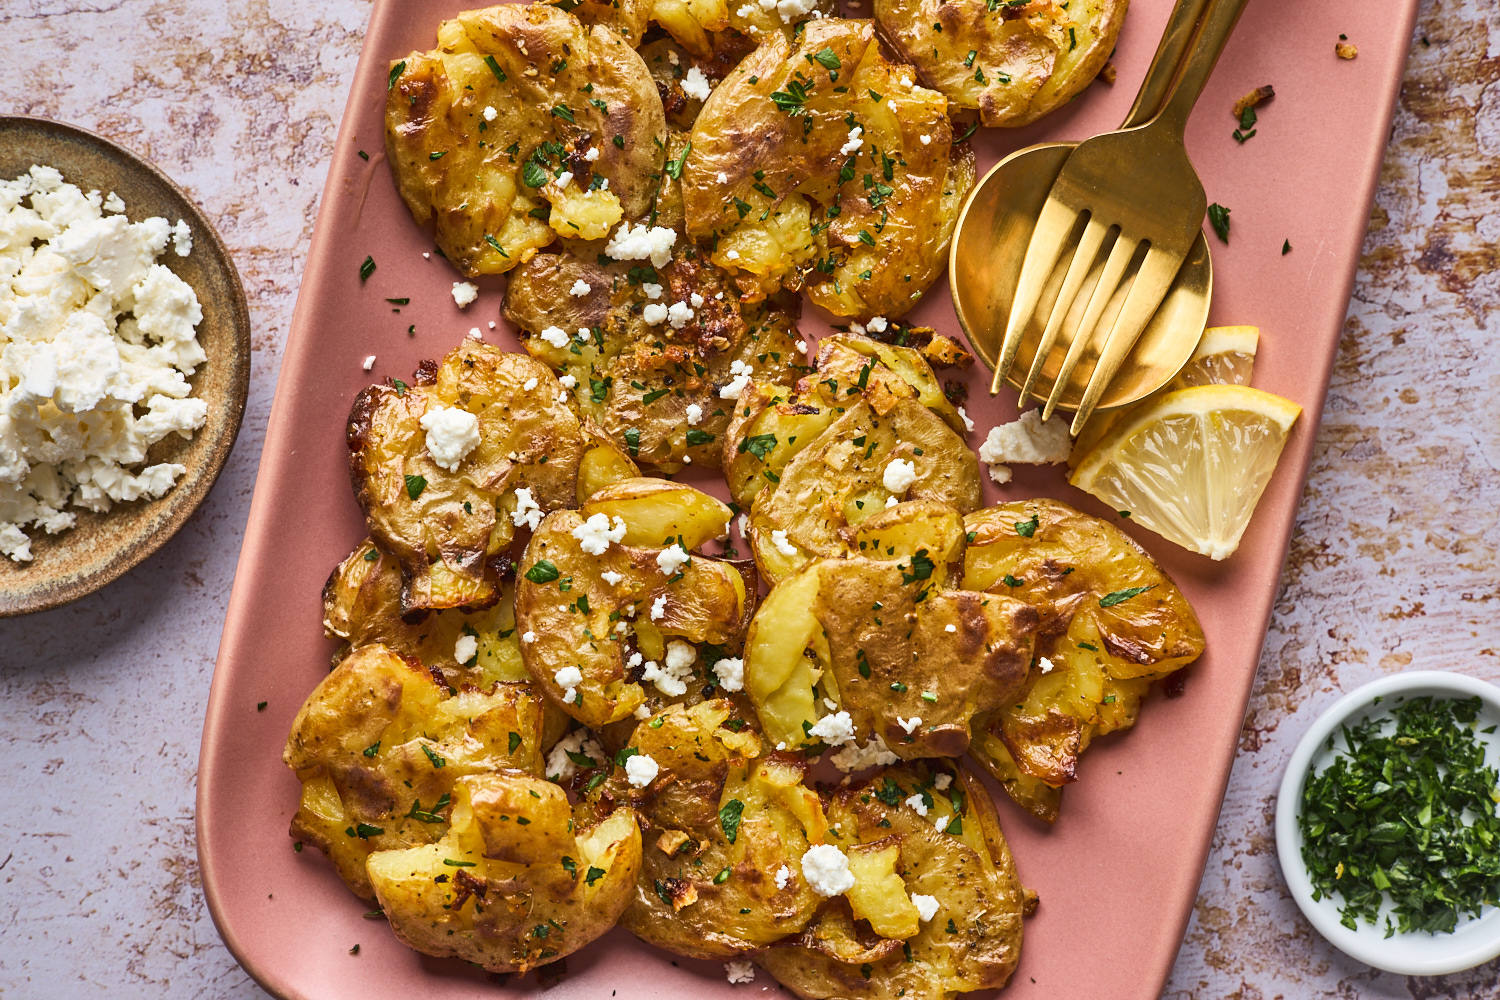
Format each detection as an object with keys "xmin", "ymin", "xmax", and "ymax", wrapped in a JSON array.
[
  {"xmin": 1070, "ymin": 326, "xmax": 1260, "ymax": 464},
  {"xmin": 1069, "ymin": 384, "xmax": 1301, "ymax": 560}
]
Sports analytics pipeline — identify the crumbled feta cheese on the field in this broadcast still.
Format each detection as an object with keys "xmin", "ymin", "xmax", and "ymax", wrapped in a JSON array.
[
  {"xmin": 866, "ymin": 316, "xmax": 888, "ymax": 333},
  {"xmin": 770, "ymin": 529, "xmax": 798, "ymax": 557},
  {"xmin": 642, "ymin": 282, "xmax": 663, "ymax": 300},
  {"xmin": 775, "ymin": 865, "xmax": 794, "ymax": 889},
  {"xmin": 933, "ymin": 812, "xmax": 951, "ymax": 831},
  {"xmin": 511, "ymin": 487, "xmax": 544, "ymax": 530},
  {"xmin": 584, "ymin": 146, "xmax": 600, "ymax": 162},
  {"xmin": 770, "ymin": 0, "xmax": 817, "ymax": 23},
  {"xmin": 685, "ymin": 403, "xmax": 704, "ymax": 426},
  {"xmin": 554, "ymin": 171, "xmax": 574, "ymax": 189},
  {"xmin": 883, "ymin": 458, "xmax": 917, "ymax": 494},
  {"xmin": 809, "ymin": 711, "xmax": 857, "ymax": 746},
  {"xmin": 718, "ymin": 358, "xmax": 754, "ymax": 399},
  {"xmin": 656, "ymin": 543, "xmax": 690, "ymax": 575},
  {"xmin": 725, "ymin": 961, "xmax": 756, "ymax": 985},
  {"xmin": 601, "ymin": 569, "xmax": 624, "ymax": 586},
  {"xmin": 712, "ymin": 656, "xmax": 745, "ymax": 692},
  {"xmin": 650, "ymin": 595, "xmax": 668, "ymax": 620},
  {"xmin": 978, "ymin": 409, "xmax": 1073, "ymax": 484},
  {"xmin": 625, "ymin": 753, "xmax": 660, "ymax": 787},
  {"xmin": 1038, "ymin": 657, "xmax": 1055, "ymax": 674},
  {"xmin": 633, "ymin": 704, "xmax": 652, "ymax": 720},
  {"xmin": 571, "ymin": 512, "xmax": 628, "ymax": 554},
  {"xmin": 724, "ymin": 248, "xmax": 740, "ymax": 260},
  {"xmin": 885, "ymin": 496, "xmax": 899, "ymax": 508},
  {"xmin": 522, "ymin": 630, "xmax": 538, "ymax": 644},
  {"xmin": 559, "ymin": 374, "xmax": 577, "ymax": 389},
  {"xmin": 103, "ymin": 191, "xmax": 125, "ymax": 213},
  {"xmin": 576, "ymin": 327, "xmax": 591, "ymax": 341},
  {"xmin": 944, "ymin": 623, "xmax": 957, "ymax": 633},
  {"xmin": 454, "ymin": 634, "xmax": 478, "ymax": 664},
  {"xmin": 362, "ymin": 355, "xmax": 376, "ymax": 371},
  {"xmin": 643, "ymin": 303, "xmax": 669, "ymax": 326},
  {"xmin": 933, "ymin": 772, "xmax": 953, "ymax": 790},
  {"xmin": 690, "ymin": 292, "xmax": 704, "ymax": 308},
  {"xmin": 736, "ymin": 513, "xmax": 750, "ymax": 537},
  {"xmin": 958, "ymin": 405, "xmax": 974, "ymax": 433},
  {"xmin": 539, "ymin": 325, "xmax": 570, "ymax": 348},
  {"xmin": 419, "ymin": 404, "xmax": 481, "ymax": 472},
  {"xmin": 912, "ymin": 893, "xmax": 940, "ymax": 922},
  {"xmin": 735, "ymin": 3, "xmax": 755, "ymax": 16},
  {"xmin": 904, "ymin": 792, "xmax": 929, "ymax": 816},
  {"xmin": 919, "ymin": 134, "xmax": 932, "ymax": 145},
  {"xmin": 170, "ymin": 219, "xmax": 192, "ymax": 257},
  {"xmin": 681, "ymin": 67, "xmax": 713, "ymax": 101},
  {"xmin": 840, "ymin": 127, "xmax": 864, "ymax": 155},
  {"xmin": 451, "ymin": 281, "xmax": 479, "ymax": 308},
  {"xmin": 483, "ymin": 105, "xmax": 498, "ymax": 122},
  {"xmin": 667, "ymin": 300, "xmax": 695, "ymax": 329},
  {"xmin": 569, "ymin": 279, "xmax": 592, "ymax": 297},
  {"xmin": 554, "ymin": 665, "xmax": 584, "ymax": 704},
  {"xmin": 523, "ymin": 376, "xmax": 538, "ymax": 392},
  {"xmin": 801, "ymin": 844, "xmax": 856, "ymax": 896},
  {"xmin": 605, "ymin": 222, "xmax": 678, "ymax": 268},
  {"xmin": 488, "ymin": 320, "xmax": 496, "ymax": 329},
  {"xmin": 896, "ymin": 716, "xmax": 922, "ymax": 735},
  {"xmin": 831, "ymin": 735, "xmax": 899, "ymax": 772},
  {"xmin": 717, "ymin": 171, "xmax": 729, "ymax": 183},
  {"xmin": 668, "ymin": 49, "xmax": 680, "ymax": 66},
  {"xmin": 546, "ymin": 729, "xmax": 603, "ymax": 780},
  {"xmin": 467, "ymin": 327, "xmax": 482, "ymax": 340}
]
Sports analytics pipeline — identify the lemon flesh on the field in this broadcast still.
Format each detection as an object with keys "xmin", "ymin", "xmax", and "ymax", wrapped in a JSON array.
[{"xmin": 1070, "ymin": 385, "xmax": 1301, "ymax": 561}]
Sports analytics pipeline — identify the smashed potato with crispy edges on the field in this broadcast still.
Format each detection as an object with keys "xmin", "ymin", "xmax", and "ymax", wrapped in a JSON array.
[
  {"xmin": 386, "ymin": 4, "xmax": 665, "ymax": 274},
  {"xmin": 546, "ymin": 0, "xmax": 654, "ymax": 46},
  {"xmin": 591, "ymin": 700, "xmax": 828, "ymax": 958},
  {"xmin": 348, "ymin": 343, "xmax": 585, "ymax": 612},
  {"xmin": 682, "ymin": 18, "xmax": 975, "ymax": 320},
  {"xmin": 283, "ymin": 644, "xmax": 553, "ymax": 901},
  {"xmin": 367, "ymin": 773, "xmax": 641, "ymax": 972},
  {"xmin": 745, "ymin": 502, "xmax": 1034, "ymax": 757},
  {"xmin": 758, "ymin": 761, "xmax": 1029, "ymax": 998},
  {"xmin": 506, "ymin": 233, "xmax": 803, "ymax": 473},
  {"xmin": 724, "ymin": 336, "xmax": 980, "ymax": 585},
  {"xmin": 962, "ymin": 498, "xmax": 1205, "ymax": 822},
  {"xmin": 651, "ymin": 0, "xmax": 833, "ymax": 62},
  {"xmin": 516, "ymin": 480, "xmax": 748, "ymax": 726},
  {"xmin": 877, "ymin": 0, "xmax": 1127, "ymax": 128}
]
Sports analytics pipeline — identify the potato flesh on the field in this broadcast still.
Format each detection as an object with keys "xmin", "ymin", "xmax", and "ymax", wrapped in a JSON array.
[
  {"xmin": 283, "ymin": 644, "xmax": 552, "ymax": 900},
  {"xmin": 961, "ymin": 498, "xmax": 1205, "ymax": 820},
  {"xmin": 683, "ymin": 19, "xmax": 975, "ymax": 320},
  {"xmin": 874, "ymin": 0, "xmax": 1128, "ymax": 127},
  {"xmin": 366, "ymin": 774, "xmax": 642, "ymax": 972},
  {"xmin": 386, "ymin": 5, "xmax": 666, "ymax": 275},
  {"xmin": 581, "ymin": 477, "xmax": 732, "ymax": 549}
]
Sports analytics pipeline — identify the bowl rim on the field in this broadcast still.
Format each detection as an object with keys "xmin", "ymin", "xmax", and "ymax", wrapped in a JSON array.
[
  {"xmin": 1275, "ymin": 669, "xmax": 1500, "ymax": 976},
  {"xmin": 0, "ymin": 114, "xmax": 251, "ymax": 615}
]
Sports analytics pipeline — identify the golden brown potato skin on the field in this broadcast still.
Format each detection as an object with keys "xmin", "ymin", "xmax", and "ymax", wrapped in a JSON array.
[
  {"xmin": 386, "ymin": 5, "xmax": 666, "ymax": 274},
  {"xmin": 283, "ymin": 644, "xmax": 552, "ymax": 901},
  {"xmin": 758, "ymin": 762, "xmax": 1028, "ymax": 999},
  {"xmin": 875, "ymin": 0, "xmax": 1129, "ymax": 127},
  {"xmin": 546, "ymin": 0, "xmax": 654, "ymax": 46},
  {"xmin": 962, "ymin": 498, "xmax": 1205, "ymax": 821},
  {"xmin": 367, "ymin": 773, "xmax": 642, "ymax": 972},
  {"xmin": 505, "ymin": 234, "xmax": 804, "ymax": 473},
  {"xmin": 591, "ymin": 700, "xmax": 828, "ymax": 958},
  {"xmin": 346, "ymin": 343, "xmax": 583, "ymax": 612},
  {"xmin": 681, "ymin": 19, "xmax": 974, "ymax": 320}
]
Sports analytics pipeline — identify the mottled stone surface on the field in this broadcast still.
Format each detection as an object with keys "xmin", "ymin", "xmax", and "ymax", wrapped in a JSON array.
[{"xmin": 1, "ymin": 0, "xmax": 1496, "ymax": 997}]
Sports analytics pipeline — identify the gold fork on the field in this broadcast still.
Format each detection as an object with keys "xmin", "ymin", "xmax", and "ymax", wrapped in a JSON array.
[{"xmin": 994, "ymin": 0, "xmax": 1249, "ymax": 434}]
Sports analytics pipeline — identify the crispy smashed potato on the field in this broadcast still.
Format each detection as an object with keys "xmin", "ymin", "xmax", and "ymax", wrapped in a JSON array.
[
  {"xmin": 876, "ymin": 0, "xmax": 1128, "ymax": 128},
  {"xmin": 962, "ymin": 498, "xmax": 1205, "ymax": 822},
  {"xmin": 348, "ymin": 342, "xmax": 588, "ymax": 612},
  {"xmin": 386, "ymin": 4, "xmax": 665, "ymax": 274},
  {"xmin": 724, "ymin": 336, "xmax": 980, "ymax": 585},
  {"xmin": 650, "ymin": 0, "xmax": 833, "ymax": 62},
  {"xmin": 591, "ymin": 700, "xmax": 829, "ymax": 958},
  {"xmin": 367, "ymin": 773, "xmax": 641, "ymax": 972},
  {"xmin": 682, "ymin": 18, "xmax": 975, "ymax": 320},
  {"xmin": 758, "ymin": 761, "xmax": 1029, "ymax": 998},
  {"xmin": 515, "ymin": 479, "xmax": 750, "ymax": 726},
  {"xmin": 505, "ymin": 229, "xmax": 804, "ymax": 473},
  {"xmin": 283, "ymin": 644, "xmax": 554, "ymax": 901},
  {"xmin": 744, "ymin": 500, "xmax": 1034, "ymax": 757},
  {"xmin": 545, "ymin": 0, "xmax": 654, "ymax": 46}
]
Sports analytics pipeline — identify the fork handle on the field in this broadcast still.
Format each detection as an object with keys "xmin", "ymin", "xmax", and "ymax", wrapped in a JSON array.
[
  {"xmin": 1121, "ymin": 0, "xmax": 1213, "ymax": 130},
  {"xmin": 1150, "ymin": 0, "xmax": 1251, "ymax": 138}
]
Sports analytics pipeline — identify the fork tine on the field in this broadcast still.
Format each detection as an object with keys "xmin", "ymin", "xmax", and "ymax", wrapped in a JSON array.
[
  {"xmin": 1018, "ymin": 216, "xmax": 1110, "ymax": 408},
  {"xmin": 1041, "ymin": 232, "xmax": 1140, "ymax": 422},
  {"xmin": 1069, "ymin": 245, "xmax": 1186, "ymax": 434},
  {"xmin": 990, "ymin": 198, "xmax": 1083, "ymax": 395}
]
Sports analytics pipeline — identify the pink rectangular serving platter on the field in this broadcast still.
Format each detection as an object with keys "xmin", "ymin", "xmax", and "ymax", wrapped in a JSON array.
[{"xmin": 198, "ymin": 1, "xmax": 1418, "ymax": 997}]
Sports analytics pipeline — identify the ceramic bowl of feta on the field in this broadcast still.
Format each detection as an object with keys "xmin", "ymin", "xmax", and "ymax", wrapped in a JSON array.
[{"xmin": 0, "ymin": 116, "xmax": 249, "ymax": 615}]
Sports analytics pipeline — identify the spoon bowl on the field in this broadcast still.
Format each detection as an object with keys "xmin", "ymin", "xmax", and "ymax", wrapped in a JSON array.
[{"xmin": 949, "ymin": 141, "xmax": 1211, "ymax": 414}]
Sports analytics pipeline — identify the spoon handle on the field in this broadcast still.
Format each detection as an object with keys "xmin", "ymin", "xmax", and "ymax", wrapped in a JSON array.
[
  {"xmin": 1121, "ymin": 0, "xmax": 1212, "ymax": 130},
  {"xmin": 1150, "ymin": 0, "xmax": 1251, "ymax": 137}
]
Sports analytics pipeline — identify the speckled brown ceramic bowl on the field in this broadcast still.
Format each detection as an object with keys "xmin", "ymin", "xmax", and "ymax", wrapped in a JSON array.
[{"xmin": 0, "ymin": 116, "xmax": 250, "ymax": 616}]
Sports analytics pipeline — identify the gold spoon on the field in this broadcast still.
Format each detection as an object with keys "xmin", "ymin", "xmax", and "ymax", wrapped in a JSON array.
[{"xmin": 949, "ymin": 0, "xmax": 1213, "ymax": 415}]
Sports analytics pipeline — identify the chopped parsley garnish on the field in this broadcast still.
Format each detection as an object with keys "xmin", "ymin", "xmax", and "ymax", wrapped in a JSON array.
[
  {"xmin": 1100, "ymin": 585, "xmax": 1155, "ymax": 607},
  {"xmin": 664, "ymin": 141, "xmax": 692, "ymax": 180},
  {"xmin": 403, "ymin": 474, "xmax": 426, "ymax": 500},
  {"xmin": 686, "ymin": 428, "xmax": 715, "ymax": 446},
  {"xmin": 525, "ymin": 559, "xmax": 562, "ymax": 584},
  {"xmin": 428, "ymin": 151, "xmax": 446, "ymax": 161},
  {"xmin": 522, "ymin": 160, "xmax": 548, "ymax": 188},
  {"xmin": 812, "ymin": 47, "xmax": 841, "ymax": 70},
  {"xmin": 771, "ymin": 79, "xmax": 812, "ymax": 115},
  {"xmin": 1015, "ymin": 514, "xmax": 1039, "ymax": 537},
  {"xmin": 1283, "ymin": 239, "xmax": 1292, "ymax": 255},
  {"xmin": 739, "ymin": 433, "xmax": 778, "ymax": 461},
  {"xmin": 421, "ymin": 745, "xmax": 446, "ymax": 768},
  {"xmin": 1207, "ymin": 203, "xmax": 1231, "ymax": 243},
  {"xmin": 483, "ymin": 55, "xmax": 507, "ymax": 83},
  {"xmin": 719, "ymin": 798, "xmax": 745, "ymax": 843},
  {"xmin": 551, "ymin": 104, "xmax": 576, "ymax": 123},
  {"xmin": 509, "ymin": 732, "xmax": 523, "ymax": 754},
  {"xmin": 901, "ymin": 550, "xmax": 935, "ymax": 585},
  {"xmin": 387, "ymin": 61, "xmax": 405, "ymax": 91},
  {"xmin": 359, "ymin": 256, "xmax": 376, "ymax": 282},
  {"xmin": 1300, "ymin": 695, "xmax": 1500, "ymax": 935},
  {"xmin": 585, "ymin": 866, "xmax": 607, "ymax": 885},
  {"xmin": 353, "ymin": 823, "xmax": 384, "ymax": 839}
]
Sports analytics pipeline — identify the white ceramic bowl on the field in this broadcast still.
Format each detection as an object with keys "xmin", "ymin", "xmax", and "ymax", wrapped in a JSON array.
[{"xmin": 1276, "ymin": 670, "xmax": 1500, "ymax": 975}]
